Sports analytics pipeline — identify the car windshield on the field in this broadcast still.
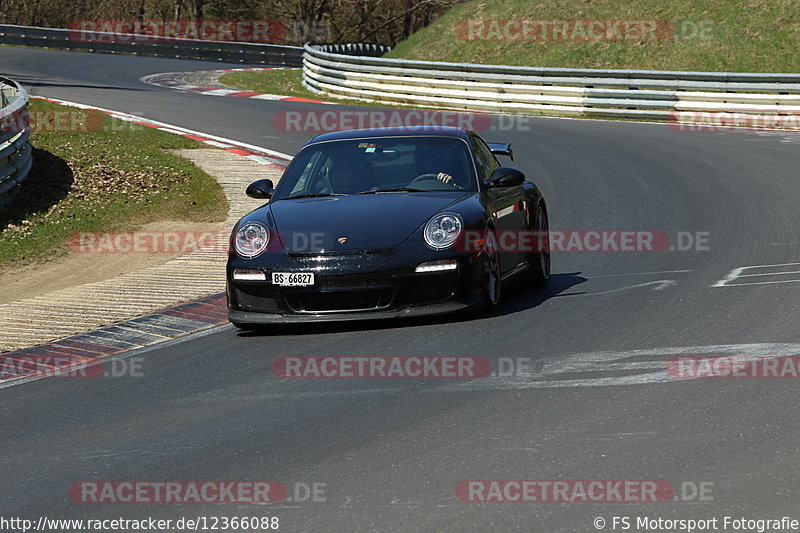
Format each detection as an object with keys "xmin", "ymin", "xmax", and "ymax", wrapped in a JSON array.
[{"xmin": 272, "ymin": 136, "xmax": 476, "ymax": 199}]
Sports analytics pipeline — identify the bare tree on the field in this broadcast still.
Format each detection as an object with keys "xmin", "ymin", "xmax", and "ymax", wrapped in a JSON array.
[{"xmin": 0, "ymin": 0, "xmax": 466, "ymax": 45}]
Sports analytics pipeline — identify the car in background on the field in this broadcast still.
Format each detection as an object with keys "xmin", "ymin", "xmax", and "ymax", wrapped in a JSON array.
[{"xmin": 226, "ymin": 126, "xmax": 549, "ymax": 328}]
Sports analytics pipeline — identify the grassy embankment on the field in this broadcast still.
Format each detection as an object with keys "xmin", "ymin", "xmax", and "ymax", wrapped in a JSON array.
[
  {"xmin": 386, "ymin": 0, "xmax": 800, "ymax": 72},
  {"xmin": 0, "ymin": 99, "xmax": 227, "ymax": 267}
]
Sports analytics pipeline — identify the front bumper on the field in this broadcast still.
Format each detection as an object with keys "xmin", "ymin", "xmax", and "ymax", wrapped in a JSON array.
[{"xmin": 226, "ymin": 247, "xmax": 484, "ymax": 324}]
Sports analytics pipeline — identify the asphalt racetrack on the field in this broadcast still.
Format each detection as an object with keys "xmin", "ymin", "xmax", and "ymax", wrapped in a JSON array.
[{"xmin": 3, "ymin": 47, "xmax": 800, "ymax": 531}]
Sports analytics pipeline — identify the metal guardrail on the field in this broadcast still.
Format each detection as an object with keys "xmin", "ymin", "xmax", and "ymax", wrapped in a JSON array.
[
  {"xmin": 0, "ymin": 75, "xmax": 32, "ymax": 205},
  {"xmin": 303, "ymin": 44, "xmax": 800, "ymax": 122},
  {"xmin": 0, "ymin": 24, "xmax": 303, "ymax": 66}
]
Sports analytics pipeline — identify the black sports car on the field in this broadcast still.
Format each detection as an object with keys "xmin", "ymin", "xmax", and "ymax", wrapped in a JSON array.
[{"xmin": 226, "ymin": 126, "xmax": 549, "ymax": 327}]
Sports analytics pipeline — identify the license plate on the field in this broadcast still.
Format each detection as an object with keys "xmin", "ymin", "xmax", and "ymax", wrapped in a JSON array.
[{"xmin": 272, "ymin": 272, "xmax": 315, "ymax": 286}]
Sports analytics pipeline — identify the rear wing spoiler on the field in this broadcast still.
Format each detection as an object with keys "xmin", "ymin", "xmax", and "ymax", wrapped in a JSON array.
[{"xmin": 487, "ymin": 142, "xmax": 513, "ymax": 161}]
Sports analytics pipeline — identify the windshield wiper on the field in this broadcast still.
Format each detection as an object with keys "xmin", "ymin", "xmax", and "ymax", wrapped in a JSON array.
[
  {"xmin": 282, "ymin": 192, "xmax": 349, "ymax": 200},
  {"xmin": 356, "ymin": 187, "xmax": 428, "ymax": 194}
]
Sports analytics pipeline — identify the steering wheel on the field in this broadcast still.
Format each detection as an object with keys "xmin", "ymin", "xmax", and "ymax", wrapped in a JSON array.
[{"xmin": 409, "ymin": 173, "xmax": 463, "ymax": 189}]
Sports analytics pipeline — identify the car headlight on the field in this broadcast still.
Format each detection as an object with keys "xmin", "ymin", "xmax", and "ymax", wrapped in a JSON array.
[
  {"xmin": 233, "ymin": 222, "xmax": 269, "ymax": 258},
  {"xmin": 424, "ymin": 213, "xmax": 463, "ymax": 250}
]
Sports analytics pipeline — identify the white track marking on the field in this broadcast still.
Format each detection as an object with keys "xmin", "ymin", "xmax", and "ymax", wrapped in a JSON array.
[
  {"xmin": 202, "ymin": 140, "xmax": 235, "ymax": 148},
  {"xmin": 738, "ymin": 270, "xmax": 800, "ymax": 277},
  {"xmin": 718, "ymin": 279, "xmax": 800, "ymax": 287},
  {"xmin": 31, "ymin": 96, "xmax": 293, "ymax": 162},
  {"xmin": 250, "ymin": 94, "xmax": 286, "ymax": 100},
  {"xmin": 246, "ymin": 155, "xmax": 282, "ymax": 165},
  {"xmin": 156, "ymin": 128, "xmax": 189, "ymax": 135},
  {"xmin": 198, "ymin": 89, "xmax": 241, "ymax": 96},
  {"xmin": 589, "ymin": 280, "xmax": 677, "ymax": 294},
  {"xmin": 713, "ymin": 262, "xmax": 800, "ymax": 287}
]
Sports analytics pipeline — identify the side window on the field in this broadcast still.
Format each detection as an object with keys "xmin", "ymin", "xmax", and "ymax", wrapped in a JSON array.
[
  {"xmin": 289, "ymin": 152, "xmax": 323, "ymax": 195},
  {"xmin": 471, "ymin": 135, "xmax": 500, "ymax": 180}
]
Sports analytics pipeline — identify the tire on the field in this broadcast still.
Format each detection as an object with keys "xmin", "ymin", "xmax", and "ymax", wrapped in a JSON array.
[
  {"xmin": 526, "ymin": 204, "xmax": 550, "ymax": 288},
  {"xmin": 480, "ymin": 229, "xmax": 501, "ymax": 311}
]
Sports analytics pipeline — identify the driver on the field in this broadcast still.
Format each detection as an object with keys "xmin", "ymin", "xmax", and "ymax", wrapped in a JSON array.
[
  {"xmin": 327, "ymin": 153, "xmax": 372, "ymax": 194},
  {"xmin": 415, "ymin": 144, "xmax": 461, "ymax": 187}
]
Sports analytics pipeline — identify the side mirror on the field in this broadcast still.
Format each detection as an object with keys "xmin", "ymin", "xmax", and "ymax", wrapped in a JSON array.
[
  {"xmin": 486, "ymin": 167, "xmax": 525, "ymax": 188},
  {"xmin": 246, "ymin": 179, "xmax": 274, "ymax": 199}
]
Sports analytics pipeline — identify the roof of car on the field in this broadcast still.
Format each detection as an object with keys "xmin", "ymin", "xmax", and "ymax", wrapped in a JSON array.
[{"xmin": 306, "ymin": 126, "xmax": 472, "ymax": 145}]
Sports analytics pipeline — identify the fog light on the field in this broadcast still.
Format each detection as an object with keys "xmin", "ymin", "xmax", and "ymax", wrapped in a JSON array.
[
  {"xmin": 233, "ymin": 269, "xmax": 266, "ymax": 281},
  {"xmin": 415, "ymin": 259, "xmax": 458, "ymax": 273}
]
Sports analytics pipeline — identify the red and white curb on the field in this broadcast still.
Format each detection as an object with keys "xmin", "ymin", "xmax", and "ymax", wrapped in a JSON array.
[
  {"xmin": 140, "ymin": 68, "xmax": 328, "ymax": 104},
  {"xmin": 0, "ymin": 293, "xmax": 228, "ymax": 385},
  {"xmin": 33, "ymin": 95, "xmax": 293, "ymax": 170}
]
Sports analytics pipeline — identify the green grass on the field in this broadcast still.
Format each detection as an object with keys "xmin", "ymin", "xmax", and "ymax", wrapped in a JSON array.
[
  {"xmin": 219, "ymin": 68, "xmax": 438, "ymax": 108},
  {"xmin": 220, "ymin": 69, "xmax": 317, "ymax": 99},
  {"xmin": 0, "ymin": 99, "xmax": 227, "ymax": 267},
  {"xmin": 386, "ymin": 0, "xmax": 800, "ymax": 72}
]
